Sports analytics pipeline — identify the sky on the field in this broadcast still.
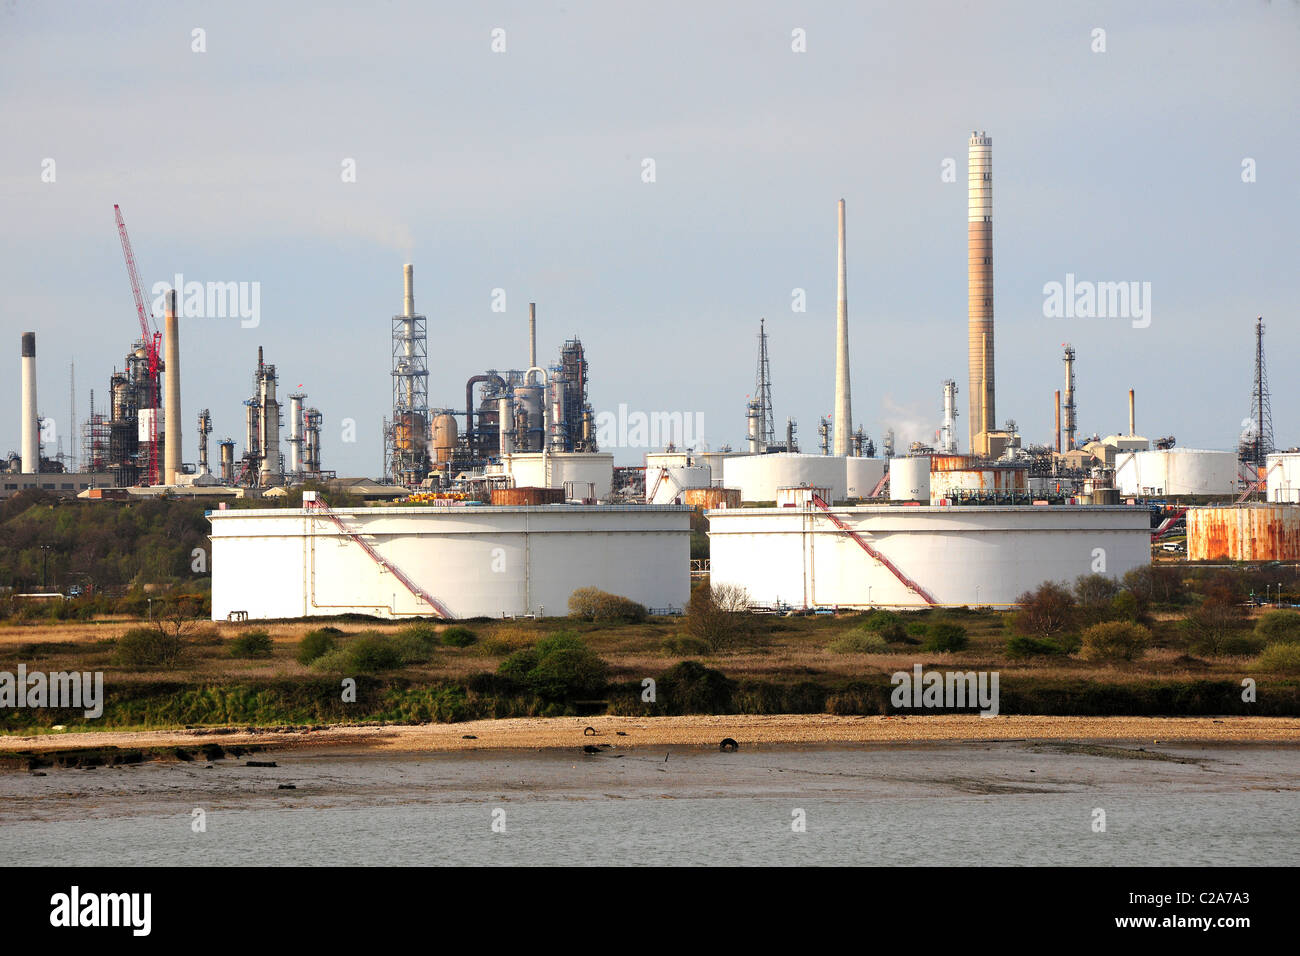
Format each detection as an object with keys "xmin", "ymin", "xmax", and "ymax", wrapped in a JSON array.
[{"xmin": 1, "ymin": 0, "xmax": 1297, "ymax": 476}]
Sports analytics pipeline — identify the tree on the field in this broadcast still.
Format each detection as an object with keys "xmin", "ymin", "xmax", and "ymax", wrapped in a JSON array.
[
  {"xmin": 1080, "ymin": 622, "xmax": 1151, "ymax": 663},
  {"xmin": 1012, "ymin": 582, "xmax": 1076, "ymax": 639},
  {"xmin": 684, "ymin": 583, "xmax": 751, "ymax": 652},
  {"xmin": 1074, "ymin": 574, "xmax": 1120, "ymax": 623}
]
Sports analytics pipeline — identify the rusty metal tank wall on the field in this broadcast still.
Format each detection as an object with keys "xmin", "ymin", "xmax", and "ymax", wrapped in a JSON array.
[{"xmin": 1187, "ymin": 504, "xmax": 1300, "ymax": 561}]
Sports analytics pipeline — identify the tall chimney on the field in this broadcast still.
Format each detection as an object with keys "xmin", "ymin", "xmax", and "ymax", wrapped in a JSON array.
[
  {"xmin": 1128, "ymin": 388, "xmax": 1135, "ymax": 436},
  {"xmin": 403, "ymin": 263, "xmax": 414, "ymax": 318},
  {"xmin": 528, "ymin": 302, "xmax": 537, "ymax": 370},
  {"xmin": 163, "ymin": 290, "xmax": 181, "ymax": 484},
  {"xmin": 833, "ymin": 199, "xmax": 852, "ymax": 457},
  {"xmin": 967, "ymin": 131, "xmax": 994, "ymax": 456},
  {"xmin": 20, "ymin": 332, "xmax": 38, "ymax": 473},
  {"xmin": 1054, "ymin": 389, "xmax": 1061, "ymax": 454}
]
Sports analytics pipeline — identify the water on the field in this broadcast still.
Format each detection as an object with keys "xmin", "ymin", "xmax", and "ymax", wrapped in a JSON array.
[{"xmin": 2, "ymin": 742, "xmax": 1296, "ymax": 865}]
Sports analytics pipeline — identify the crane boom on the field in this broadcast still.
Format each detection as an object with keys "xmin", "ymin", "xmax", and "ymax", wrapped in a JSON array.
[{"xmin": 113, "ymin": 204, "xmax": 162, "ymax": 485}]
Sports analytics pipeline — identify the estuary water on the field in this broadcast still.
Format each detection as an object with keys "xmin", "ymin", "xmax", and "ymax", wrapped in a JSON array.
[{"xmin": 1, "ymin": 742, "xmax": 1296, "ymax": 866}]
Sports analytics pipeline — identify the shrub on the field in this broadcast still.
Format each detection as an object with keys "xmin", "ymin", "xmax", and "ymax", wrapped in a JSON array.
[
  {"xmin": 905, "ymin": 621, "xmax": 929, "ymax": 637},
  {"xmin": 297, "ymin": 627, "xmax": 340, "ymax": 665},
  {"xmin": 1180, "ymin": 600, "xmax": 1248, "ymax": 657},
  {"xmin": 1075, "ymin": 574, "xmax": 1120, "ymax": 622},
  {"xmin": 1079, "ymin": 622, "xmax": 1151, "ymax": 663},
  {"xmin": 568, "ymin": 587, "xmax": 648, "ymax": 624},
  {"xmin": 1255, "ymin": 643, "xmax": 1300, "ymax": 674},
  {"xmin": 229, "ymin": 629, "xmax": 273, "ymax": 659},
  {"xmin": 1110, "ymin": 590, "xmax": 1141, "ymax": 622},
  {"xmin": 661, "ymin": 634, "xmax": 711, "ymax": 655},
  {"xmin": 1255, "ymin": 610, "xmax": 1300, "ymax": 645},
  {"xmin": 828, "ymin": 633, "xmax": 889, "ymax": 654},
  {"xmin": 1005, "ymin": 634, "xmax": 1064, "ymax": 658},
  {"xmin": 347, "ymin": 633, "xmax": 404, "ymax": 672},
  {"xmin": 1012, "ymin": 582, "xmax": 1076, "ymax": 638},
  {"xmin": 658, "ymin": 660, "xmax": 733, "ymax": 714},
  {"xmin": 859, "ymin": 610, "xmax": 902, "ymax": 632},
  {"xmin": 112, "ymin": 627, "xmax": 184, "ymax": 667},
  {"xmin": 924, "ymin": 622, "xmax": 968, "ymax": 653},
  {"xmin": 440, "ymin": 626, "xmax": 478, "ymax": 647},
  {"xmin": 497, "ymin": 632, "xmax": 609, "ymax": 701},
  {"xmin": 392, "ymin": 626, "xmax": 439, "ymax": 664}
]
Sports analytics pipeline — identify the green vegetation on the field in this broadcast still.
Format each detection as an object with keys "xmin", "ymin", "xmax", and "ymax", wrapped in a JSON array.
[
  {"xmin": 1255, "ymin": 610, "xmax": 1300, "ymax": 645},
  {"xmin": 923, "ymin": 622, "xmax": 969, "ymax": 653},
  {"xmin": 497, "ymin": 632, "xmax": 610, "ymax": 702},
  {"xmin": 1079, "ymin": 622, "xmax": 1151, "ymax": 663},
  {"xmin": 439, "ymin": 625, "xmax": 478, "ymax": 647},
  {"xmin": 568, "ymin": 588, "xmax": 648, "ymax": 624},
  {"xmin": 111, "ymin": 627, "xmax": 184, "ymax": 667},
  {"xmin": 228, "ymin": 629, "xmax": 273, "ymax": 659},
  {"xmin": 828, "ymin": 632, "xmax": 890, "ymax": 654},
  {"xmin": 296, "ymin": 627, "xmax": 341, "ymax": 665},
  {"xmin": 1255, "ymin": 643, "xmax": 1300, "ymax": 674}
]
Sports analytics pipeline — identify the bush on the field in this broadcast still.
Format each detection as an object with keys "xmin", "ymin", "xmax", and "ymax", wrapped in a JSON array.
[
  {"xmin": 1079, "ymin": 622, "xmax": 1151, "ymax": 663},
  {"xmin": 1181, "ymin": 600, "xmax": 1249, "ymax": 656},
  {"xmin": 497, "ymin": 632, "xmax": 610, "ymax": 701},
  {"xmin": 924, "ymin": 622, "xmax": 968, "ymax": 653},
  {"xmin": 1110, "ymin": 590, "xmax": 1141, "ymax": 622},
  {"xmin": 297, "ymin": 627, "xmax": 340, "ymax": 665},
  {"xmin": 658, "ymin": 660, "xmax": 733, "ymax": 714},
  {"xmin": 1255, "ymin": 610, "xmax": 1300, "ymax": 645},
  {"xmin": 1255, "ymin": 643, "xmax": 1300, "ymax": 674},
  {"xmin": 1012, "ymin": 582, "xmax": 1076, "ymax": 638},
  {"xmin": 1075, "ymin": 574, "xmax": 1120, "ymax": 622},
  {"xmin": 567, "ymin": 588, "xmax": 648, "ymax": 624},
  {"xmin": 828, "ymin": 632, "xmax": 890, "ymax": 654},
  {"xmin": 229, "ymin": 629, "xmax": 273, "ymax": 659},
  {"xmin": 859, "ymin": 610, "xmax": 902, "ymax": 632},
  {"xmin": 112, "ymin": 627, "xmax": 184, "ymax": 667},
  {"xmin": 661, "ymin": 634, "xmax": 711, "ymax": 655},
  {"xmin": 440, "ymin": 626, "xmax": 478, "ymax": 647},
  {"xmin": 347, "ymin": 633, "xmax": 404, "ymax": 672},
  {"xmin": 392, "ymin": 626, "xmax": 439, "ymax": 664},
  {"xmin": 1005, "ymin": 634, "xmax": 1064, "ymax": 658}
]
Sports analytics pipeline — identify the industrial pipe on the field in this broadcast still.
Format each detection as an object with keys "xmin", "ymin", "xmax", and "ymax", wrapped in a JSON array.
[
  {"xmin": 1129, "ymin": 388, "xmax": 1135, "ymax": 436},
  {"xmin": 833, "ymin": 199, "xmax": 852, "ymax": 456},
  {"xmin": 465, "ymin": 373, "xmax": 506, "ymax": 456}
]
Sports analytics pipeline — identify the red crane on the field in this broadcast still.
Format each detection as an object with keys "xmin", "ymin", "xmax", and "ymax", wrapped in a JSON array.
[{"xmin": 113, "ymin": 204, "xmax": 162, "ymax": 485}]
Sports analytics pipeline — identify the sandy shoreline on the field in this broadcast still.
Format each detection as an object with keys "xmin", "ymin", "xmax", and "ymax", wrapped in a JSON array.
[{"xmin": 2, "ymin": 714, "xmax": 1298, "ymax": 756}]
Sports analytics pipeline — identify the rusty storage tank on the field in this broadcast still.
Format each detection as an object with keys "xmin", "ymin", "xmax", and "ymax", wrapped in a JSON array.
[
  {"xmin": 432, "ymin": 413, "xmax": 458, "ymax": 464},
  {"xmin": 682, "ymin": 487, "xmax": 742, "ymax": 510},
  {"xmin": 491, "ymin": 486, "xmax": 565, "ymax": 506},
  {"xmin": 394, "ymin": 411, "xmax": 428, "ymax": 455},
  {"xmin": 1187, "ymin": 504, "xmax": 1300, "ymax": 561}
]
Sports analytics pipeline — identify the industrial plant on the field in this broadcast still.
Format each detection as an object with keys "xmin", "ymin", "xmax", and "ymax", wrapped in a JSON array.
[{"xmin": 6, "ymin": 129, "xmax": 1295, "ymax": 618}]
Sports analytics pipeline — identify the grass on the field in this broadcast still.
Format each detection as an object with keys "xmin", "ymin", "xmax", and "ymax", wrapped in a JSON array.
[{"xmin": 0, "ymin": 608, "xmax": 1296, "ymax": 731}]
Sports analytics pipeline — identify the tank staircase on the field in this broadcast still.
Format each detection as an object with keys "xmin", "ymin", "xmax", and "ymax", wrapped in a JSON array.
[
  {"xmin": 809, "ymin": 494, "xmax": 937, "ymax": 606},
  {"xmin": 1151, "ymin": 506, "xmax": 1188, "ymax": 542},
  {"xmin": 868, "ymin": 471, "xmax": 890, "ymax": 498},
  {"xmin": 307, "ymin": 498, "xmax": 451, "ymax": 618}
]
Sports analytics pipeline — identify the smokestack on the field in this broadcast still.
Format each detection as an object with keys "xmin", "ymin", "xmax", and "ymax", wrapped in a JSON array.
[
  {"xmin": 528, "ymin": 302, "xmax": 537, "ymax": 370},
  {"xmin": 20, "ymin": 332, "xmax": 38, "ymax": 474},
  {"xmin": 163, "ymin": 291, "xmax": 181, "ymax": 484},
  {"xmin": 1062, "ymin": 345, "xmax": 1077, "ymax": 450},
  {"xmin": 403, "ymin": 263, "xmax": 414, "ymax": 318},
  {"xmin": 1128, "ymin": 388, "xmax": 1135, "ymax": 436},
  {"xmin": 833, "ymin": 199, "xmax": 852, "ymax": 457},
  {"xmin": 967, "ymin": 131, "xmax": 994, "ymax": 456},
  {"xmin": 1054, "ymin": 389, "xmax": 1061, "ymax": 454}
]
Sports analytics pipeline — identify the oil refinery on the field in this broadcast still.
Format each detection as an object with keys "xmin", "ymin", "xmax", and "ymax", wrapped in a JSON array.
[{"xmin": 5, "ymin": 130, "xmax": 1295, "ymax": 620}]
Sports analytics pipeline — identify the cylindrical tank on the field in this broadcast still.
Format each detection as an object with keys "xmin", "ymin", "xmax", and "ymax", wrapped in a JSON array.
[
  {"xmin": 515, "ymin": 386, "xmax": 544, "ymax": 452},
  {"xmin": 477, "ymin": 399, "xmax": 500, "ymax": 457},
  {"xmin": 722, "ymin": 453, "xmax": 848, "ymax": 503},
  {"xmin": 1188, "ymin": 504, "xmax": 1300, "ymax": 561},
  {"xmin": 219, "ymin": 440, "xmax": 235, "ymax": 484},
  {"xmin": 647, "ymin": 465, "xmax": 712, "ymax": 504},
  {"xmin": 259, "ymin": 367, "xmax": 280, "ymax": 486},
  {"xmin": 1266, "ymin": 453, "xmax": 1300, "ymax": 504},
  {"xmin": 245, "ymin": 401, "xmax": 260, "ymax": 457},
  {"xmin": 432, "ymin": 413, "xmax": 459, "ymax": 464},
  {"xmin": 1114, "ymin": 449, "xmax": 1237, "ymax": 497},
  {"xmin": 890, "ymin": 457, "xmax": 931, "ymax": 502},
  {"xmin": 491, "ymin": 486, "xmax": 565, "ymax": 506},
  {"xmin": 846, "ymin": 457, "xmax": 886, "ymax": 498},
  {"xmin": 682, "ymin": 487, "xmax": 742, "ymax": 510},
  {"xmin": 550, "ymin": 379, "xmax": 566, "ymax": 451},
  {"xmin": 287, "ymin": 394, "xmax": 304, "ymax": 475},
  {"xmin": 498, "ymin": 397, "xmax": 514, "ymax": 455}
]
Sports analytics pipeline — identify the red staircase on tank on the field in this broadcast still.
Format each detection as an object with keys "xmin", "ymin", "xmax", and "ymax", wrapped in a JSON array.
[
  {"xmin": 1150, "ymin": 506, "xmax": 1188, "ymax": 542},
  {"xmin": 307, "ymin": 498, "xmax": 451, "ymax": 618},
  {"xmin": 809, "ymin": 494, "xmax": 937, "ymax": 606}
]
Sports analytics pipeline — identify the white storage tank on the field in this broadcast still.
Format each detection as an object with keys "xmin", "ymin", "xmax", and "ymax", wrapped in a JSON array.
[
  {"xmin": 723, "ymin": 453, "xmax": 848, "ymax": 503},
  {"xmin": 210, "ymin": 503, "xmax": 690, "ymax": 620},
  {"xmin": 499, "ymin": 452, "xmax": 614, "ymax": 501},
  {"xmin": 646, "ymin": 465, "xmax": 712, "ymax": 504},
  {"xmin": 707, "ymin": 504, "xmax": 1150, "ymax": 609},
  {"xmin": 1114, "ymin": 449, "xmax": 1238, "ymax": 497},
  {"xmin": 846, "ymin": 457, "xmax": 886, "ymax": 498},
  {"xmin": 890, "ymin": 457, "xmax": 931, "ymax": 502},
  {"xmin": 1266, "ymin": 453, "xmax": 1300, "ymax": 504}
]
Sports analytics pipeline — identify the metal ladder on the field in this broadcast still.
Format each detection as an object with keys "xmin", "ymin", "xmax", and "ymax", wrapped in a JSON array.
[
  {"xmin": 809, "ymin": 494, "xmax": 937, "ymax": 606},
  {"xmin": 307, "ymin": 499, "xmax": 452, "ymax": 618}
]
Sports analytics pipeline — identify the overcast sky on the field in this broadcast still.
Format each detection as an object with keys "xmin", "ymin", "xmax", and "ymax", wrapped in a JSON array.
[{"xmin": 2, "ymin": 0, "xmax": 1297, "ymax": 475}]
